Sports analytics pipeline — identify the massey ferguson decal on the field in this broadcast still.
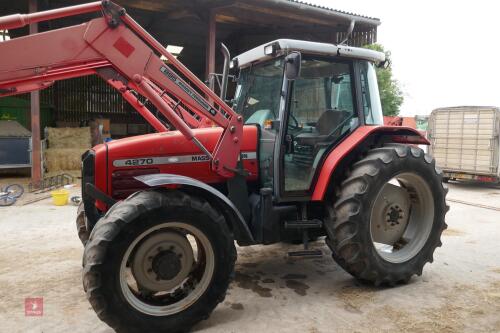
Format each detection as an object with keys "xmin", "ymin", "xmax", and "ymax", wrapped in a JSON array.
[
  {"xmin": 160, "ymin": 66, "xmax": 217, "ymax": 116},
  {"xmin": 113, "ymin": 152, "xmax": 257, "ymax": 167}
]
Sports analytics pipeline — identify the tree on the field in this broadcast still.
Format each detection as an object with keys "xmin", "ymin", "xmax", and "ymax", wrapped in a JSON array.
[{"xmin": 363, "ymin": 44, "xmax": 404, "ymax": 116}]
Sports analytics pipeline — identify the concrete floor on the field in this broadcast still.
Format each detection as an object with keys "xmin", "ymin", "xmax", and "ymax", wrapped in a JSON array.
[{"xmin": 0, "ymin": 182, "xmax": 499, "ymax": 333}]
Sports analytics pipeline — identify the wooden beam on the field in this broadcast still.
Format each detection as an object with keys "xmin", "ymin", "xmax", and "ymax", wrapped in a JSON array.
[
  {"xmin": 216, "ymin": 12, "xmax": 327, "ymax": 30},
  {"xmin": 164, "ymin": 9, "xmax": 199, "ymax": 21},
  {"xmin": 216, "ymin": 10, "xmax": 373, "ymax": 36},
  {"xmin": 118, "ymin": 0, "xmax": 178, "ymax": 13},
  {"xmin": 229, "ymin": 2, "xmax": 347, "ymax": 27},
  {"xmin": 29, "ymin": 0, "xmax": 41, "ymax": 185}
]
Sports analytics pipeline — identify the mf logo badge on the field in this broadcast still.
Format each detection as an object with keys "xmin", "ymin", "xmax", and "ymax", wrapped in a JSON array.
[{"xmin": 25, "ymin": 297, "xmax": 43, "ymax": 316}]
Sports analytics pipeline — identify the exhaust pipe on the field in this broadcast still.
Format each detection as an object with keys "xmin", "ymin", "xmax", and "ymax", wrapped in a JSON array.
[{"xmin": 220, "ymin": 43, "xmax": 230, "ymax": 102}]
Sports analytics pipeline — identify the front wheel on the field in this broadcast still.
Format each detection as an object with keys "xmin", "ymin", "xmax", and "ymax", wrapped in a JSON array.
[
  {"xmin": 325, "ymin": 144, "xmax": 448, "ymax": 286},
  {"xmin": 83, "ymin": 190, "xmax": 236, "ymax": 333},
  {"xmin": 76, "ymin": 202, "xmax": 89, "ymax": 245}
]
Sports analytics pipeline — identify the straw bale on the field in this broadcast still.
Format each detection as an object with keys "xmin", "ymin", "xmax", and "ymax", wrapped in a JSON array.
[
  {"xmin": 44, "ymin": 148, "xmax": 86, "ymax": 173},
  {"xmin": 46, "ymin": 127, "xmax": 91, "ymax": 149}
]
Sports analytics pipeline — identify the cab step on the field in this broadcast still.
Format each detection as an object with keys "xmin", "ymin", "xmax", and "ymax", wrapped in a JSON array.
[
  {"xmin": 288, "ymin": 249, "xmax": 323, "ymax": 258},
  {"xmin": 284, "ymin": 219, "xmax": 323, "ymax": 229}
]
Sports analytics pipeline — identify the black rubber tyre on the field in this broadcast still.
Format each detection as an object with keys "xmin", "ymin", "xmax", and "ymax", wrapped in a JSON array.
[
  {"xmin": 325, "ymin": 144, "xmax": 448, "ymax": 286},
  {"xmin": 76, "ymin": 202, "xmax": 89, "ymax": 245},
  {"xmin": 83, "ymin": 190, "xmax": 236, "ymax": 333}
]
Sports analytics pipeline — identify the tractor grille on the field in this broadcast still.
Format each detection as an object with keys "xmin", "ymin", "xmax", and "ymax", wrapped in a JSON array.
[
  {"xmin": 81, "ymin": 150, "xmax": 95, "ymax": 206},
  {"xmin": 81, "ymin": 150, "xmax": 101, "ymax": 227},
  {"xmin": 111, "ymin": 168, "xmax": 159, "ymax": 199}
]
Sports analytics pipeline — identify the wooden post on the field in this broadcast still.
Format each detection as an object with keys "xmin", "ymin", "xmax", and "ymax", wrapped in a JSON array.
[
  {"xmin": 29, "ymin": 0, "xmax": 42, "ymax": 184},
  {"xmin": 205, "ymin": 10, "xmax": 216, "ymax": 88}
]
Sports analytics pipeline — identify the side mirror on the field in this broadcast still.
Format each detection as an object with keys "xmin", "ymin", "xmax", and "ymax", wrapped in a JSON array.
[{"xmin": 284, "ymin": 52, "xmax": 301, "ymax": 80}]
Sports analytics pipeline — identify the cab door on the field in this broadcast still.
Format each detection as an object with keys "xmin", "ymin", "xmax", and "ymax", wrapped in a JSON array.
[
  {"xmin": 276, "ymin": 57, "xmax": 358, "ymax": 199},
  {"xmin": 233, "ymin": 59, "xmax": 286, "ymax": 191}
]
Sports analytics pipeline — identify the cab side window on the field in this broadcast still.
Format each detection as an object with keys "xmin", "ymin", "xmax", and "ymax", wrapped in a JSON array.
[{"xmin": 283, "ymin": 59, "xmax": 357, "ymax": 192}]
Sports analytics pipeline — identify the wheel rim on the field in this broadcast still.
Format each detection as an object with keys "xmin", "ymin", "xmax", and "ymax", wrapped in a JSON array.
[
  {"xmin": 6, "ymin": 184, "xmax": 24, "ymax": 198},
  {"xmin": 0, "ymin": 194, "xmax": 15, "ymax": 206},
  {"xmin": 120, "ymin": 222, "xmax": 215, "ymax": 316},
  {"xmin": 370, "ymin": 172, "xmax": 434, "ymax": 263}
]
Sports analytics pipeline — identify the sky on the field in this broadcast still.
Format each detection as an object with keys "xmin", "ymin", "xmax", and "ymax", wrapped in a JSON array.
[{"xmin": 309, "ymin": 0, "xmax": 500, "ymax": 116}]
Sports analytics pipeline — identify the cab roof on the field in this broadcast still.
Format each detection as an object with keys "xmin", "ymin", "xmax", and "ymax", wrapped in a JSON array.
[{"xmin": 234, "ymin": 39, "xmax": 385, "ymax": 69}]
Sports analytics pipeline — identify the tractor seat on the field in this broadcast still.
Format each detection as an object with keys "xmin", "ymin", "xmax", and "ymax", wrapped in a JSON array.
[{"xmin": 295, "ymin": 110, "xmax": 349, "ymax": 146}]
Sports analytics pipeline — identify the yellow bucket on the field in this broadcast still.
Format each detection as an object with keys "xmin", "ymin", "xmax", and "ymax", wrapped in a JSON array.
[{"xmin": 51, "ymin": 189, "xmax": 69, "ymax": 206}]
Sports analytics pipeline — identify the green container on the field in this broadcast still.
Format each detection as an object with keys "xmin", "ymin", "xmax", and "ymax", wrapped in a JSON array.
[{"xmin": 0, "ymin": 97, "xmax": 55, "ymax": 138}]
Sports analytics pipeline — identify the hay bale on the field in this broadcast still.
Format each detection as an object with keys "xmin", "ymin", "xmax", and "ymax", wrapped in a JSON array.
[
  {"xmin": 44, "ymin": 148, "xmax": 86, "ymax": 173},
  {"xmin": 46, "ymin": 127, "xmax": 91, "ymax": 149}
]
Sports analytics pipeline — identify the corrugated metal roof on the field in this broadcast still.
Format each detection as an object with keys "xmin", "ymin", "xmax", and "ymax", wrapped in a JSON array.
[{"xmin": 285, "ymin": 0, "xmax": 380, "ymax": 22}]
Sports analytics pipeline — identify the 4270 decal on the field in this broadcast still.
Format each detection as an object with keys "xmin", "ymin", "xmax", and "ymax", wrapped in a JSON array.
[{"xmin": 123, "ymin": 158, "xmax": 154, "ymax": 166}]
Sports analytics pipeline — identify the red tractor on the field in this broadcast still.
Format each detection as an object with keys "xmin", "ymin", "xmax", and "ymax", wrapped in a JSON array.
[{"xmin": 0, "ymin": 2, "xmax": 448, "ymax": 332}]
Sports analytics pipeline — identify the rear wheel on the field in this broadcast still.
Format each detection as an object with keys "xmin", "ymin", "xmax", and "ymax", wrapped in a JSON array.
[
  {"xmin": 325, "ymin": 144, "xmax": 448, "ymax": 286},
  {"xmin": 83, "ymin": 190, "xmax": 236, "ymax": 333}
]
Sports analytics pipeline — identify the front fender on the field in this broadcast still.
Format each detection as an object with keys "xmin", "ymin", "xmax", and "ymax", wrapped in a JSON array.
[
  {"xmin": 312, "ymin": 125, "xmax": 429, "ymax": 201},
  {"xmin": 135, "ymin": 173, "xmax": 254, "ymax": 245}
]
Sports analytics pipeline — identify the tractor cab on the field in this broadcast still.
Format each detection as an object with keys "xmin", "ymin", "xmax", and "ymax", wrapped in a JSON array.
[{"xmin": 232, "ymin": 39, "xmax": 385, "ymax": 200}]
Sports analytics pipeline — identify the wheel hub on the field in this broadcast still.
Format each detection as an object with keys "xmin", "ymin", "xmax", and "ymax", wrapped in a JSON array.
[
  {"xmin": 385, "ymin": 204, "xmax": 404, "ymax": 226},
  {"xmin": 132, "ymin": 231, "xmax": 194, "ymax": 292},
  {"xmin": 371, "ymin": 183, "xmax": 411, "ymax": 245},
  {"xmin": 152, "ymin": 250, "xmax": 182, "ymax": 280}
]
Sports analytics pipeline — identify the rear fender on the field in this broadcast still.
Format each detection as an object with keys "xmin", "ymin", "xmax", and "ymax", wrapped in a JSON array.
[
  {"xmin": 135, "ymin": 173, "xmax": 254, "ymax": 245},
  {"xmin": 312, "ymin": 125, "xmax": 429, "ymax": 201}
]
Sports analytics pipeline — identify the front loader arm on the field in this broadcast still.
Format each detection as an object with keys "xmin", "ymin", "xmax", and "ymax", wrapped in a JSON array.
[{"xmin": 0, "ymin": 0, "xmax": 242, "ymax": 178}]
